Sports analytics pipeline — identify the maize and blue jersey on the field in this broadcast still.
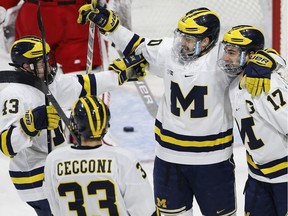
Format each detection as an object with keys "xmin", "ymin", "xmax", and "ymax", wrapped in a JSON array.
[
  {"xmin": 0, "ymin": 70, "xmax": 118, "ymax": 202},
  {"xmin": 110, "ymin": 26, "xmax": 234, "ymax": 165},
  {"xmin": 44, "ymin": 144, "xmax": 155, "ymax": 216},
  {"xmin": 229, "ymin": 72, "xmax": 288, "ymax": 183}
]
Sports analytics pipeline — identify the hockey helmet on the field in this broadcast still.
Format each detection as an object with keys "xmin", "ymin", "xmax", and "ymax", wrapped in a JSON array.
[
  {"xmin": 70, "ymin": 96, "xmax": 111, "ymax": 140},
  {"xmin": 10, "ymin": 35, "xmax": 57, "ymax": 84},
  {"xmin": 173, "ymin": 7, "xmax": 220, "ymax": 62},
  {"xmin": 218, "ymin": 25, "xmax": 265, "ymax": 75}
]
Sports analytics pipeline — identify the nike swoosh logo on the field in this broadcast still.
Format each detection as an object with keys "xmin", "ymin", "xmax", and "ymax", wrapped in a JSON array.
[
  {"xmin": 216, "ymin": 209, "xmax": 225, "ymax": 214},
  {"xmin": 184, "ymin": 74, "xmax": 193, "ymax": 77}
]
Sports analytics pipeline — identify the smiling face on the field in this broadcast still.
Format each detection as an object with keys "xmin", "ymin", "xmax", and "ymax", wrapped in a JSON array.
[
  {"xmin": 223, "ymin": 45, "xmax": 242, "ymax": 68},
  {"xmin": 173, "ymin": 29, "xmax": 210, "ymax": 63},
  {"xmin": 218, "ymin": 43, "xmax": 250, "ymax": 76},
  {"xmin": 179, "ymin": 34, "xmax": 198, "ymax": 56}
]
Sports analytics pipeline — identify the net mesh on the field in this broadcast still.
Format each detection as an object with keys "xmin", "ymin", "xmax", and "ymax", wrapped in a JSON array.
[{"xmin": 131, "ymin": 0, "xmax": 274, "ymax": 48}]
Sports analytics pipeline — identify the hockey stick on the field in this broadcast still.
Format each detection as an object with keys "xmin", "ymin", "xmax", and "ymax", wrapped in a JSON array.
[
  {"xmin": 111, "ymin": 0, "xmax": 158, "ymax": 118},
  {"xmin": 36, "ymin": 4, "xmax": 80, "ymax": 146},
  {"xmin": 37, "ymin": 4, "xmax": 53, "ymax": 153},
  {"xmin": 87, "ymin": 0, "xmax": 114, "ymax": 146},
  {"xmin": 134, "ymin": 79, "xmax": 158, "ymax": 117},
  {"xmin": 0, "ymin": 70, "xmax": 80, "ymax": 145},
  {"xmin": 86, "ymin": 0, "xmax": 97, "ymax": 73},
  {"xmin": 114, "ymin": 48, "xmax": 158, "ymax": 117}
]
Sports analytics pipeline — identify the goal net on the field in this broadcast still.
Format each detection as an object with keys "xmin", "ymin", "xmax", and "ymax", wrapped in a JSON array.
[{"xmin": 130, "ymin": 0, "xmax": 287, "ymax": 59}]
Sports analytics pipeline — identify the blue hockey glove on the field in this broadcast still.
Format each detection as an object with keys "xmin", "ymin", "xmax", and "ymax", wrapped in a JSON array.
[
  {"xmin": 109, "ymin": 54, "xmax": 147, "ymax": 85},
  {"xmin": 20, "ymin": 105, "xmax": 60, "ymax": 137},
  {"xmin": 78, "ymin": 4, "xmax": 120, "ymax": 34},
  {"xmin": 240, "ymin": 49, "xmax": 277, "ymax": 96}
]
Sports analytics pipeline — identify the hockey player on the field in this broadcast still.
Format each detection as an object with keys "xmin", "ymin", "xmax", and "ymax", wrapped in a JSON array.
[
  {"xmin": 77, "ymin": 5, "xmax": 276, "ymax": 215},
  {"xmin": 43, "ymin": 95, "xmax": 157, "ymax": 216},
  {"xmin": 219, "ymin": 26, "xmax": 288, "ymax": 216},
  {"xmin": 0, "ymin": 0, "xmax": 134, "ymax": 73},
  {"xmin": 0, "ymin": 35, "xmax": 146, "ymax": 216},
  {"xmin": 0, "ymin": 0, "xmax": 106, "ymax": 73}
]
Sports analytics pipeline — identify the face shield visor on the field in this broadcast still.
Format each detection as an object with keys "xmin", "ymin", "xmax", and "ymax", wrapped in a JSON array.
[
  {"xmin": 173, "ymin": 29, "xmax": 202, "ymax": 63},
  {"xmin": 217, "ymin": 42, "xmax": 246, "ymax": 76}
]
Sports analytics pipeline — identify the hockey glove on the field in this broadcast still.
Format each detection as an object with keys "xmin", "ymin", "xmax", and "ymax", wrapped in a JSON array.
[
  {"xmin": 20, "ymin": 105, "xmax": 60, "ymax": 137},
  {"xmin": 78, "ymin": 4, "xmax": 120, "ymax": 34},
  {"xmin": 240, "ymin": 49, "xmax": 277, "ymax": 96},
  {"xmin": 109, "ymin": 54, "xmax": 147, "ymax": 85}
]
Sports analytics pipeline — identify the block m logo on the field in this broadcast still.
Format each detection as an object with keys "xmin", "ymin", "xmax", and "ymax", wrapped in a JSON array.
[{"xmin": 171, "ymin": 81, "xmax": 207, "ymax": 118}]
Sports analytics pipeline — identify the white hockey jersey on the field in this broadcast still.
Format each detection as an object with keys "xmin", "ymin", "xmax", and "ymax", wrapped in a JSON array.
[
  {"xmin": 229, "ymin": 73, "xmax": 288, "ymax": 183},
  {"xmin": 43, "ymin": 144, "xmax": 155, "ymax": 216},
  {"xmin": 110, "ymin": 26, "xmax": 234, "ymax": 165},
  {"xmin": 0, "ymin": 70, "xmax": 119, "ymax": 202}
]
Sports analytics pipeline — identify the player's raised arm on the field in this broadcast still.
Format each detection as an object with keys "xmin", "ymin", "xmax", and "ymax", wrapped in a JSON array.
[{"xmin": 77, "ymin": 3, "xmax": 143, "ymax": 56}]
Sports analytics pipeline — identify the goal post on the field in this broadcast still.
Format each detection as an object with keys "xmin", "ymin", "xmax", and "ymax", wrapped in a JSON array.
[{"xmin": 276, "ymin": 0, "xmax": 287, "ymax": 59}]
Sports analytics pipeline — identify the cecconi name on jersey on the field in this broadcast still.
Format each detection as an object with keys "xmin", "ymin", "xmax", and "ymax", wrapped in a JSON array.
[{"xmin": 57, "ymin": 158, "xmax": 112, "ymax": 176}]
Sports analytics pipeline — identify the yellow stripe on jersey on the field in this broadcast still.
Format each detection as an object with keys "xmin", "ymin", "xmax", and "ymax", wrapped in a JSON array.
[
  {"xmin": 82, "ymin": 74, "xmax": 91, "ymax": 95},
  {"xmin": 0, "ymin": 129, "xmax": 10, "ymax": 156},
  {"xmin": 131, "ymin": 37, "xmax": 143, "ymax": 54},
  {"xmin": 0, "ymin": 127, "xmax": 16, "ymax": 158},
  {"xmin": 246, "ymin": 154, "xmax": 259, "ymax": 169},
  {"xmin": 11, "ymin": 173, "xmax": 44, "ymax": 184},
  {"xmin": 261, "ymin": 162, "xmax": 288, "ymax": 175},
  {"xmin": 155, "ymin": 126, "xmax": 233, "ymax": 147},
  {"xmin": 247, "ymin": 153, "xmax": 288, "ymax": 175}
]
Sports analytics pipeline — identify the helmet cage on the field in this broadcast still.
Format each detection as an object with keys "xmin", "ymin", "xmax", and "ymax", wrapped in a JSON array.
[
  {"xmin": 173, "ymin": 29, "xmax": 202, "ymax": 62},
  {"xmin": 218, "ymin": 42, "xmax": 247, "ymax": 76}
]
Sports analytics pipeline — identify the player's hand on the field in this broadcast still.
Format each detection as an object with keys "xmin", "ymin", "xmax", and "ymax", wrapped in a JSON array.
[
  {"xmin": 109, "ymin": 54, "xmax": 147, "ymax": 85},
  {"xmin": 131, "ymin": 61, "xmax": 147, "ymax": 81},
  {"xmin": 20, "ymin": 105, "xmax": 60, "ymax": 137},
  {"xmin": 78, "ymin": 4, "xmax": 120, "ymax": 34},
  {"xmin": 240, "ymin": 49, "xmax": 277, "ymax": 96}
]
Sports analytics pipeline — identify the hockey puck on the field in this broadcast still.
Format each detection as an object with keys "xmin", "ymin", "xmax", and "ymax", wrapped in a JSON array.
[{"xmin": 123, "ymin": 126, "xmax": 134, "ymax": 132}]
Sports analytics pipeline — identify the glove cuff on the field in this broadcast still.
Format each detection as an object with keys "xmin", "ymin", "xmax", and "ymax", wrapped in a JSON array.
[
  {"xmin": 20, "ymin": 113, "xmax": 39, "ymax": 137},
  {"xmin": 254, "ymin": 50, "xmax": 276, "ymax": 70}
]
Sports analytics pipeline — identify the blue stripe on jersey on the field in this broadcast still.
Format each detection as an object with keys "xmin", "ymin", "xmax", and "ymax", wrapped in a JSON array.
[
  {"xmin": 0, "ymin": 126, "xmax": 16, "ymax": 157},
  {"xmin": 77, "ymin": 75, "xmax": 86, "ymax": 97},
  {"xmin": 9, "ymin": 166, "xmax": 44, "ymax": 190},
  {"xmin": 247, "ymin": 153, "xmax": 288, "ymax": 179},
  {"xmin": 87, "ymin": 74, "xmax": 97, "ymax": 95},
  {"xmin": 123, "ymin": 34, "xmax": 143, "ymax": 57},
  {"xmin": 77, "ymin": 74, "xmax": 97, "ymax": 97},
  {"xmin": 155, "ymin": 119, "xmax": 233, "ymax": 152}
]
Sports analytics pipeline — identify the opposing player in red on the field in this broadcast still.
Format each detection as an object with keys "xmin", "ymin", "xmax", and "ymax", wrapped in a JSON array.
[{"xmin": 0, "ymin": 0, "xmax": 106, "ymax": 73}]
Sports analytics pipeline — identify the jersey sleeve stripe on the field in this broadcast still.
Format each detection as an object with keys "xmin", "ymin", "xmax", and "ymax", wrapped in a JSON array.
[
  {"xmin": 0, "ymin": 126, "xmax": 16, "ymax": 157},
  {"xmin": 123, "ymin": 34, "xmax": 143, "ymax": 57},
  {"xmin": 9, "ymin": 166, "xmax": 45, "ymax": 190},
  {"xmin": 78, "ymin": 74, "xmax": 97, "ymax": 97}
]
